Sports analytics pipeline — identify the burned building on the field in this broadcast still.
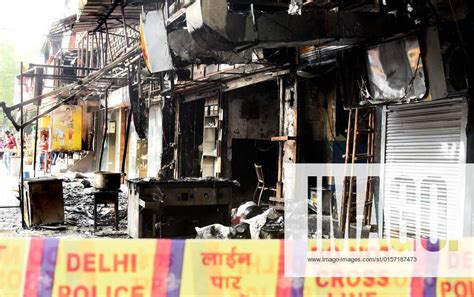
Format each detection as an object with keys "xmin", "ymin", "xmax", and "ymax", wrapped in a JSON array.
[{"xmin": 1, "ymin": 0, "xmax": 473, "ymax": 240}]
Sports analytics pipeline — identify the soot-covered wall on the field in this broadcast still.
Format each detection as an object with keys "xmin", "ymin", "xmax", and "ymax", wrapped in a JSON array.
[{"xmin": 222, "ymin": 82, "xmax": 279, "ymax": 204}]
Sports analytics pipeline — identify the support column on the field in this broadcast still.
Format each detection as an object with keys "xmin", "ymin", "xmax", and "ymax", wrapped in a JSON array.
[
  {"xmin": 173, "ymin": 96, "xmax": 181, "ymax": 179},
  {"xmin": 276, "ymin": 74, "xmax": 298, "ymax": 202}
]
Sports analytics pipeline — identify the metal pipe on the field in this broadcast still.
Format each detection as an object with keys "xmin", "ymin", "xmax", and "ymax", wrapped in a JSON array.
[
  {"xmin": 19, "ymin": 62, "xmax": 25, "ymax": 228},
  {"xmin": 32, "ymin": 68, "xmax": 44, "ymax": 177},
  {"xmin": 94, "ymin": 33, "xmax": 101, "ymax": 68},
  {"xmin": 78, "ymin": 34, "xmax": 84, "ymax": 76},
  {"xmin": 3, "ymin": 47, "xmax": 138, "ymax": 111},
  {"xmin": 33, "ymin": 103, "xmax": 39, "ymax": 177},
  {"xmin": 105, "ymin": 21, "xmax": 115, "ymax": 62},
  {"xmin": 53, "ymin": 58, "xmax": 58, "ymax": 88},
  {"xmin": 90, "ymin": 110, "xmax": 96, "ymax": 151},
  {"xmin": 100, "ymin": 31, "xmax": 106, "ymax": 66},
  {"xmin": 98, "ymin": 86, "xmax": 111, "ymax": 170},
  {"xmin": 28, "ymin": 63, "xmax": 99, "ymax": 71},
  {"xmin": 115, "ymin": 18, "xmax": 140, "ymax": 34},
  {"xmin": 120, "ymin": 1, "xmax": 132, "ymax": 175},
  {"xmin": 82, "ymin": 33, "xmax": 87, "ymax": 75},
  {"xmin": 121, "ymin": 103, "xmax": 132, "ymax": 176},
  {"xmin": 20, "ymin": 73, "xmax": 127, "ymax": 82},
  {"xmin": 93, "ymin": 0, "xmax": 122, "ymax": 32},
  {"xmin": 121, "ymin": 0, "xmax": 130, "ymax": 47},
  {"xmin": 1, "ymin": 48, "xmax": 140, "ymax": 130},
  {"xmin": 97, "ymin": 30, "xmax": 139, "ymax": 40},
  {"xmin": 86, "ymin": 33, "xmax": 90, "ymax": 74}
]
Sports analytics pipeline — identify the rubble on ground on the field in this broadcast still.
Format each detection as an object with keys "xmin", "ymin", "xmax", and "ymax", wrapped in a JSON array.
[
  {"xmin": 195, "ymin": 201, "xmax": 284, "ymax": 240},
  {"xmin": 0, "ymin": 208, "xmax": 21, "ymax": 231},
  {"xmin": 63, "ymin": 176, "xmax": 128, "ymax": 229},
  {"xmin": 260, "ymin": 216, "xmax": 284, "ymax": 239},
  {"xmin": 0, "ymin": 173, "xmax": 129, "ymax": 238},
  {"xmin": 242, "ymin": 208, "xmax": 280, "ymax": 239},
  {"xmin": 195, "ymin": 224, "xmax": 236, "ymax": 239}
]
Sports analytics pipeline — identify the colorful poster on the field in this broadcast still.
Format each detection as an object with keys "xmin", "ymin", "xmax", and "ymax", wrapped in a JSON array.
[{"xmin": 51, "ymin": 105, "xmax": 82, "ymax": 151}]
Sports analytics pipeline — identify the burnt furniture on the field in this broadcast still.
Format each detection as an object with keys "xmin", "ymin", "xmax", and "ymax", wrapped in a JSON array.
[
  {"xmin": 93, "ymin": 190, "xmax": 120, "ymax": 230},
  {"xmin": 23, "ymin": 177, "xmax": 64, "ymax": 228},
  {"xmin": 127, "ymin": 178, "xmax": 235, "ymax": 238}
]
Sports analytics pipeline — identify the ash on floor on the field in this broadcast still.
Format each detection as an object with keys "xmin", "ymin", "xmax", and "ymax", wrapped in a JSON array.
[
  {"xmin": 63, "ymin": 178, "xmax": 128, "ymax": 228},
  {"xmin": 0, "ymin": 177, "xmax": 130, "ymax": 238},
  {"xmin": 0, "ymin": 208, "xmax": 21, "ymax": 231}
]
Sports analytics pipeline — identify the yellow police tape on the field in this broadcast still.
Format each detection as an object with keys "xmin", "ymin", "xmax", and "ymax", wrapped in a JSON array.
[{"xmin": 0, "ymin": 238, "xmax": 472, "ymax": 297}]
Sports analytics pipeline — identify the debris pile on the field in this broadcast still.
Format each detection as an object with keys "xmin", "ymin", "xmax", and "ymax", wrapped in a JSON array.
[
  {"xmin": 0, "ymin": 174, "xmax": 129, "ymax": 238},
  {"xmin": 0, "ymin": 208, "xmax": 21, "ymax": 231},
  {"xmin": 195, "ymin": 201, "xmax": 284, "ymax": 240},
  {"xmin": 63, "ymin": 176, "xmax": 128, "ymax": 230},
  {"xmin": 195, "ymin": 224, "xmax": 235, "ymax": 239}
]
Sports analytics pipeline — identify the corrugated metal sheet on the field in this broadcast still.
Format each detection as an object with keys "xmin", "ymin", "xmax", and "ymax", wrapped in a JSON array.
[{"xmin": 382, "ymin": 98, "xmax": 467, "ymax": 239}]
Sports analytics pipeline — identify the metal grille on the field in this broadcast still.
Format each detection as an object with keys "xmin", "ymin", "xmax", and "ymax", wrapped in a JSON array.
[{"xmin": 382, "ymin": 98, "xmax": 467, "ymax": 239}]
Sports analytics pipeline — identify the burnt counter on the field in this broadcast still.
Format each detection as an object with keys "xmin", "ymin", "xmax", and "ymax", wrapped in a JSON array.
[{"xmin": 127, "ymin": 178, "xmax": 237, "ymax": 238}]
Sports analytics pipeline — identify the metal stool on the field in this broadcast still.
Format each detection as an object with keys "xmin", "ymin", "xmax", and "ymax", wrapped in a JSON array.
[{"xmin": 93, "ymin": 190, "xmax": 120, "ymax": 230}]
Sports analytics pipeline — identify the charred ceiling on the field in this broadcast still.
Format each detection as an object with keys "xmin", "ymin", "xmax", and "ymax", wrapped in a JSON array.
[
  {"xmin": 185, "ymin": 0, "xmax": 412, "ymax": 51},
  {"xmin": 167, "ymin": 29, "xmax": 252, "ymax": 65},
  {"xmin": 143, "ymin": 0, "xmax": 469, "ymax": 69}
]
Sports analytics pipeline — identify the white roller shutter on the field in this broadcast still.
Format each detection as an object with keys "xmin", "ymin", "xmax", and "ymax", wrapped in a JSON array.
[{"xmin": 381, "ymin": 98, "xmax": 468, "ymax": 239}]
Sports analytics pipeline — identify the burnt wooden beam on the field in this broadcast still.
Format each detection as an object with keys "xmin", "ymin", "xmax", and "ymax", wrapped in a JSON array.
[{"xmin": 271, "ymin": 135, "xmax": 297, "ymax": 141}]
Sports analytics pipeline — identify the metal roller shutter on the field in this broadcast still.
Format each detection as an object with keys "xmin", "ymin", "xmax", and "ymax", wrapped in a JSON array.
[{"xmin": 382, "ymin": 98, "xmax": 467, "ymax": 239}]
